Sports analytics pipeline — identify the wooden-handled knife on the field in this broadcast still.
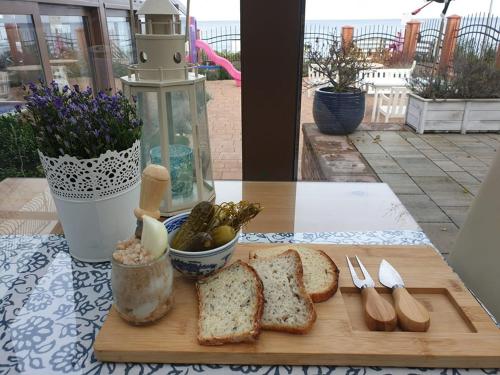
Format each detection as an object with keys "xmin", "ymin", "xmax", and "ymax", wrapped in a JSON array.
[
  {"xmin": 134, "ymin": 164, "xmax": 170, "ymax": 238},
  {"xmin": 379, "ymin": 259, "xmax": 431, "ymax": 332}
]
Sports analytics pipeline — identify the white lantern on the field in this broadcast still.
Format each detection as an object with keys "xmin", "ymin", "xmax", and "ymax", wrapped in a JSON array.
[{"xmin": 122, "ymin": 0, "xmax": 215, "ymax": 216}]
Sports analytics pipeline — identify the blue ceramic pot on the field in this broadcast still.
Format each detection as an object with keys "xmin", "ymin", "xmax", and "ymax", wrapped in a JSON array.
[
  {"xmin": 313, "ymin": 87, "xmax": 365, "ymax": 135},
  {"xmin": 164, "ymin": 212, "xmax": 239, "ymax": 278}
]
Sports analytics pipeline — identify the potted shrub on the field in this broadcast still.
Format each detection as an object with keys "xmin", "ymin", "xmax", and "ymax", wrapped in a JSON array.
[
  {"xmin": 18, "ymin": 81, "xmax": 143, "ymax": 262},
  {"xmin": 305, "ymin": 36, "xmax": 371, "ymax": 135},
  {"xmin": 0, "ymin": 112, "xmax": 44, "ymax": 181},
  {"xmin": 407, "ymin": 44, "xmax": 500, "ymax": 134}
]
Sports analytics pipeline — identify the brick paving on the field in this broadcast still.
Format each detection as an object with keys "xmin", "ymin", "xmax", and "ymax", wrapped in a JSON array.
[{"xmin": 206, "ymin": 80, "xmax": 242, "ymax": 180}]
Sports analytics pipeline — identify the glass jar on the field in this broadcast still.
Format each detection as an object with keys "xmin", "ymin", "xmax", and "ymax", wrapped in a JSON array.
[{"xmin": 111, "ymin": 251, "xmax": 174, "ymax": 325}]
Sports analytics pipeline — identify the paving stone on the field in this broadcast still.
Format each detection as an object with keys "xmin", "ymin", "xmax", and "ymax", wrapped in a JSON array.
[
  {"xmin": 477, "ymin": 157, "xmax": 495, "ymax": 166},
  {"xmin": 447, "ymin": 171, "xmax": 480, "ymax": 185},
  {"xmin": 386, "ymin": 150, "xmax": 426, "ymax": 158},
  {"xmin": 380, "ymin": 144, "xmax": 419, "ymax": 153},
  {"xmin": 412, "ymin": 176, "xmax": 474, "ymax": 206},
  {"xmin": 452, "ymin": 157, "xmax": 488, "ymax": 168},
  {"xmin": 393, "ymin": 157, "xmax": 446, "ymax": 177},
  {"xmin": 362, "ymin": 154, "xmax": 404, "ymax": 174},
  {"xmin": 419, "ymin": 222, "xmax": 460, "ymax": 255},
  {"xmin": 472, "ymin": 135, "xmax": 500, "ymax": 149},
  {"xmin": 368, "ymin": 131, "xmax": 408, "ymax": 145},
  {"xmin": 398, "ymin": 194, "xmax": 450, "ymax": 222},
  {"xmin": 327, "ymin": 175, "xmax": 380, "ymax": 182},
  {"xmin": 349, "ymin": 136, "xmax": 387, "ymax": 153},
  {"xmin": 378, "ymin": 174, "xmax": 423, "ymax": 194},
  {"xmin": 440, "ymin": 151, "xmax": 470, "ymax": 159},
  {"xmin": 462, "ymin": 166, "xmax": 490, "ymax": 182},
  {"xmin": 462, "ymin": 184, "xmax": 480, "ymax": 196},
  {"xmin": 486, "ymin": 134, "xmax": 500, "ymax": 141},
  {"xmin": 433, "ymin": 160, "xmax": 463, "ymax": 172},
  {"xmin": 359, "ymin": 123, "xmax": 404, "ymax": 131},
  {"xmin": 441, "ymin": 206, "xmax": 470, "ymax": 227},
  {"xmin": 419, "ymin": 149, "xmax": 449, "ymax": 161},
  {"xmin": 405, "ymin": 137, "xmax": 434, "ymax": 149}
]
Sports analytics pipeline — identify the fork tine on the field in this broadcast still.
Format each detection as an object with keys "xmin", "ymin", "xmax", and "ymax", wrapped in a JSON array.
[
  {"xmin": 355, "ymin": 255, "xmax": 374, "ymax": 283},
  {"xmin": 346, "ymin": 255, "xmax": 356, "ymax": 276},
  {"xmin": 346, "ymin": 255, "xmax": 362, "ymax": 286}
]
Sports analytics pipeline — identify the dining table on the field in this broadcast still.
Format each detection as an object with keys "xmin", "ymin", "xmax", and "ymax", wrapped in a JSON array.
[{"xmin": 0, "ymin": 178, "xmax": 494, "ymax": 374}]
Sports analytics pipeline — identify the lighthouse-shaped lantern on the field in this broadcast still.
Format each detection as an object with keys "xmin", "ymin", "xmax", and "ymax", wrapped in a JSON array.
[{"xmin": 122, "ymin": 0, "xmax": 215, "ymax": 216}]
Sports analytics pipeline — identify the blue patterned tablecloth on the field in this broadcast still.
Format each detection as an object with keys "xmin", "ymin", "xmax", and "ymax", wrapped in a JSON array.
[{"xmin": 0, "ymin": 232, "xmax": 496, "ymax": 375}]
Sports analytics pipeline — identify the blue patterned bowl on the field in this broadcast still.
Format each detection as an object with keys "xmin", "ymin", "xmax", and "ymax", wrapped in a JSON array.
[{"xmin": 163, "ymin": 212, "xmax": 239, "ymax": 278}]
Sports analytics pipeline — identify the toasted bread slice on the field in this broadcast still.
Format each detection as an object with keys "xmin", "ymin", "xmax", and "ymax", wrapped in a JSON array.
[
  {"xmin": 250, "ymin": 245, "xmax": 339, "ymax": 302},
  {"xmin": 249, "ymin": 250, "xmax": 316, "ymax": 333},
  {"xmin": 196, "ymin": 260, "xmax": 264, "ymax": 345}
]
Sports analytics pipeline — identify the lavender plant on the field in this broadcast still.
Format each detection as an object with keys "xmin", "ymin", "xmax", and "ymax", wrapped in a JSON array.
[{"xmin": 18, "ymin": 81, "xmax": 142, "ymax": 159}]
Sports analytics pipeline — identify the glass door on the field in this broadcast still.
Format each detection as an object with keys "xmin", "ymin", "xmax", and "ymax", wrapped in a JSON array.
[
  {"xmin": 39, "ymin": 6, "xmax": 94, "ymax": 90},
  {"xmin": 0, "ymin": 13, "xmax": 44, "ymax": 103},
  {"xmin": 106, "ymin": 10, "xmax": 134, "ymax": 91}
]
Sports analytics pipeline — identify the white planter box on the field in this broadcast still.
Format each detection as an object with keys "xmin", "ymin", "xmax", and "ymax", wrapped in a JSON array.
[{"xmin": 406, "ymin": 93, "xmax": 500, "ymax": 134}]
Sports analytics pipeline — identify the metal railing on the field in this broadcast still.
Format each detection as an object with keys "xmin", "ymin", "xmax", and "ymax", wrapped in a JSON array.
[
  {"xmin": 456, "ymin": 13, "xmax": 499, "ymax": 57},
  {"xmin": 353, "ymin": 24, "xmax": 404, "ymax": 53},
  {"xmin": 415, "ymin": 17, "xmax": 444, "ymax": 68}
]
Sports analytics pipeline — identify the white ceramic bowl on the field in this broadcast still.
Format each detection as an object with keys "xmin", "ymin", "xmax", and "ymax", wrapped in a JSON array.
[{"xmin": 163, "ymin": 212, "xmax": 239, "ymax": 278}]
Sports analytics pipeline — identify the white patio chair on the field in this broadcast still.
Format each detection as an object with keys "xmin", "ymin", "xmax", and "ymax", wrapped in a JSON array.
[
  {"xmin": 359, "ymin": 61, "xmax": 416, "ymax": 94},
  {"xmin": 376, "ymin": 87, "xmax": 408, "ymax": 123},
  {"xmin": 51, "ymin": 65, "xmax": 70, "ymax": 88},
  {"xmin": 306, "ymin": 63, "xmax": 329, "ymax": 97}
]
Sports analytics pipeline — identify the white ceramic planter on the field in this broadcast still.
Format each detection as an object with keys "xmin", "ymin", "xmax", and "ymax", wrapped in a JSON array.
[
  {"xmin": 39, "ymin": 140, "xmax": 141, "ymax": 262},
  {"xmin": 406, "ymin": 93, "xmax": 500, "ymax": 134}
]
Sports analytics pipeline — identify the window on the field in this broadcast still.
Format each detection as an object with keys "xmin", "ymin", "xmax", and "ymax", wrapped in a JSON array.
[
  {"xmin": 41, "ymin": 15, "xmax": 93, "ymax": 90},
  {"xmin": 0, "ymin": 14, "xmax": 43, "ymax": 104},
  {"xmin": 106, "ymin": 15, "xmax": 134, "ymax": 91}
]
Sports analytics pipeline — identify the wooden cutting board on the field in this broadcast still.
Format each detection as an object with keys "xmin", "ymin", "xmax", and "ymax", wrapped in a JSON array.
[{"xmin": 94, "ymin": 244, "xmax": 500, "ymax": 368}]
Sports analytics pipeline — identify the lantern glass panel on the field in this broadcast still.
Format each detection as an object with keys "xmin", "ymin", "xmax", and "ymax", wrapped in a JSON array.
[
  {"xmin": 136, "ymin": 91, "xmax": 160, "ymax": 171},
  {"xmin": 196, "ymin": 82, "xmax": 215, "ymax": 201},
  {"xmin": 164, "ymin": 89, "xmax": 196, "ymax": 205}
]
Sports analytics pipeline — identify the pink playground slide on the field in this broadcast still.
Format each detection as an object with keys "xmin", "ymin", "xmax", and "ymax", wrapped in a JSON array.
[{"xmin": 195, "ymin": 39, "xmax": 241, "ymax": 87}]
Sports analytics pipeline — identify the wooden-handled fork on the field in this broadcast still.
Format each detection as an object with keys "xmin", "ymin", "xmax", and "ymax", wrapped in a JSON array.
[{"xmin": 346, "ymin": 256, "xmax": 397, "ymax": 331}]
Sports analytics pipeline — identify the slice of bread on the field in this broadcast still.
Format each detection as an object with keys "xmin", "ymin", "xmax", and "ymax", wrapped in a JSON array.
[
  {"xmin": 250, "ymin": 245, "xmax": 339, "ymax": 303},
  {"xmin": 196, "ymin": 260, "xmax": 264, "ymax": 345},
  {"xmin": 249, "ymin": 250, "xmax": 316, "ymax": 333}
]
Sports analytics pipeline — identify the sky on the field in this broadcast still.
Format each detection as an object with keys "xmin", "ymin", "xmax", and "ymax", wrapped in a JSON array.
[{"xmin": 188, "ymin": 0, "xmax": 499, "ymax": 21}]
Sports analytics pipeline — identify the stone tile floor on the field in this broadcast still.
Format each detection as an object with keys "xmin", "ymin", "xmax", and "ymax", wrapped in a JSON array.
[
  {"xmin": 349, "ymin": 130, "xmax": 499, "ymax": 255},
  {"xmin": 205, "ymin": 80, "xmax": 498, "ymax": 255}
]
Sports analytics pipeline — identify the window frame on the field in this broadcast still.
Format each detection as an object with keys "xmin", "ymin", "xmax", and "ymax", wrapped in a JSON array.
[{"xmin": 240, "ymin": 0, "xmax": 306, "ymax": 181}]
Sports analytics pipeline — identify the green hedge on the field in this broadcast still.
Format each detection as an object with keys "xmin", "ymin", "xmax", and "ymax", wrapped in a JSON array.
[{"xmin": 0, "ymin": 112, "xmax": 44, "ymax": 181}]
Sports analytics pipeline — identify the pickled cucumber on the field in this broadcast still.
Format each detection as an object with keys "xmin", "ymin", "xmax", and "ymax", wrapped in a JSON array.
[
  {"xmin": 211, "ymin": 225, "xmax": 236, "ymax": 247},
  {"xmin": 180, "ymin": 232, "xmax": 214, "ymax": 252}
]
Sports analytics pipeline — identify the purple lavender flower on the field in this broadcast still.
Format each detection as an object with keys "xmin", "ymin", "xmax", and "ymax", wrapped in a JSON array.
[{"xmin": 20, "ymin": 82, "xmax": 142, "ymax": 159}]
